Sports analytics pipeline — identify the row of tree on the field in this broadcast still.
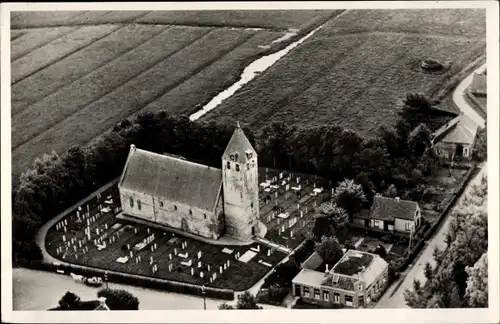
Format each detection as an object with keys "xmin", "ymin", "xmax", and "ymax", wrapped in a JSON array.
[
  {"xmin": 12, "ymin": 93, "xmax": 439, "ymax": 265},
  {"xmin": 404, "ymin": 173, "xmax": 488, "ymax": 308},
  {"xmin": 54, "ymin": 288, "xmax": 139, "ymax": 310}
]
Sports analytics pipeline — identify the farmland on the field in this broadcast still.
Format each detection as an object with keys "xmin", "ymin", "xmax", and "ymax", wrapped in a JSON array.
[
  {"xmin": 203, "ymin": 9, "xmax": 486, "ymax": 135},
  {"xmin": 10, "ymin": 10, "xmax": 340, "ymax": 181}
]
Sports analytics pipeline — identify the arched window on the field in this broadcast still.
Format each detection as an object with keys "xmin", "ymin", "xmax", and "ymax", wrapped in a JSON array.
[
  {"xmin": 203, "ymin": 213, "xmax": 207, "ymax": 219},
  {"xmin": 189, "ymin": 209, "xmax": 193, "ymax": 216},
  {"xmin": 174, "ymin": 205, "xmax": 178, "ymax": 211},
  {"xmin": 251, "ymin": 202, "xmax": 254, "ymax": 208},
  {"xmin": 137, "ymin": 200, "xmax": 141, "ymax": 210},
  {"xmin": 129, "ymin": 197, "xmax": 134, "ymax": 208},
  {"xmin": 236, "ymin": 164, "xmax": 240, "ymax": 172},
  {"xmin": 247, "ymin": 163, "xmax": 250, "ymax": 170},
  {"xmin": 227, "ymin": 161, "xmax": 231, "ymax": 169},
  {"xmin": 159, "ymin": 201, "xmax": 164, "ymax": 207}
]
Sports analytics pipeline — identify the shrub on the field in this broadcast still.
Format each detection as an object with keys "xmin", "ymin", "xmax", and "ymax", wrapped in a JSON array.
[
  {"xmin": 97, "ymin": 288, "xmax": 139, "ymax": 310},
  {"xmin": 291, "ymin": 239, "xmax": 315, "ymax": 264},
  {"xmin": 421, "ymin": 59, "xmax": 444, "ymax": 71}
]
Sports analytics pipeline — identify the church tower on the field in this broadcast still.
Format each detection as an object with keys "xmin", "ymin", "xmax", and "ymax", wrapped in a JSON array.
[{"xmin": 222, "ymin": 122, "xmax": 260, "ymax": 241}]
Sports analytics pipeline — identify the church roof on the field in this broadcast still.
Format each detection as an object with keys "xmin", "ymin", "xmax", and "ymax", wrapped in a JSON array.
[
  {"xmin": 222, "ymin": 124, "xmax": 256, "ymax": 164},
  {"xmin": 119, "ymin": 146, "xmax": 222, "ymax": 211}
]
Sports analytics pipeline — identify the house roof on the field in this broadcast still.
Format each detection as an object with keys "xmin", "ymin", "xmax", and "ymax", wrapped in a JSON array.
[
  {"xmin": 432, "ymin": 114, "xmax": 479, "ymax": 145},
  {"xmin": 370, "ymin": 196, "xmax": 418, "ymax": 221},
  {"xmin": 356, "ymin": 254, "xmax": 389, "ymax": 288},
  {"xmin": 119, "ymin": 146, "xmax": 222, "ymax": 211},
  {"xmin": 301, "ymin": 251, "xmax": 323, "ymax": 271},
  {"xmin": 222, "ymin": 124, "xmax": 256, "ymax": 164},
  {"xmin": 470, "ymin": 73, "xmax": 486, "ymax": 94},
  {"xmin": 292, "ymin": 268, "xmax": 327, "ymax": 287}
]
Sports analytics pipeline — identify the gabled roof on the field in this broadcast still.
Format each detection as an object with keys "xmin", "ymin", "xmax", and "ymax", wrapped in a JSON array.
[
  {"xmin": 370, "ymin": 196, "xmax": 418, "ymax": 221},
  {"xmin": 432, "ymin": 114, "xmax": 479, "ymax": 145},
  {"xmin": 119, "ymin": 146, "xmax": 222, "ymax": 211},
  {"xmin": 222, "ymin": 124, "xmax": 256, "ymax": 164},
  {"xmin": 292, "ymin": 268, "xmax": 327, "ymax": 287},
  {"xmin": 301, "ymin": 251, "xmax": 323, "ymax": 270}
]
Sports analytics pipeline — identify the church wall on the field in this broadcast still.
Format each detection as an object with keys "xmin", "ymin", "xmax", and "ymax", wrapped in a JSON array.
[{"xmin": 119, "ymin": 188, "xmax": 155, "ymax": 222}]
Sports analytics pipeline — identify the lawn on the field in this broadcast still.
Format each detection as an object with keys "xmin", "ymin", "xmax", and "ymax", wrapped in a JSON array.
[
  {"xmin": 45, "ymin": 184, "xmax": 287, "ymax": 291},
  {"xmin": 11, "ymin": 10, "xmax": 341, "ymax": 30},
  {"xmin": 202, "ymin": 9, "xmax": 485, "ymax": 135},
  {"xmin": 11, "ymin": 11, "xmax": 330, "ymax": 182}
]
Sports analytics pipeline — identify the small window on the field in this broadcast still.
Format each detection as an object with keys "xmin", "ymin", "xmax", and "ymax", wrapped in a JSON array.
[
  {"xmin": 174, "ymin": 205, "xmax": 177, "ymax": 211},
  {"xmin": 129, "ymin": 197, "xmax": 134, "ymax": 208},
  {"xmin": 405, "ymin": 223, "xmax": 412, "ymax": 231},
  {"xmin": 314, "ymin": 289, "xmax": 320, "ymax": 300},
  {"xmin": 333, "ymin": 293, "xmax": 340, "ymax": 303},
  {"xmin": 463, "ymin": 147, "xmax": 469, "ymax": 157},
  {"xmin": 251, "ymin": 202, "xmax": 254, "ymax": 208},
  {"xmin": 137, "ymin": 200, "xmax": 141, "ymax": 210},
  {"xmin": 189, "ymin": 209, "xmax": 193, "ymax": 216},
  {"xmin": 374, "ymin": 220, "xmax": 379, "ymax": 226},
  {"xmin": 323, "ymin": 291, "xmax": 329, "ymax": 301},
  {"xmin": 236, "ymin": 164, "xmax": 240, "ymax": 172},
  {"xmin": 204, "ymin": 213, "xmax": 207, "ymax": 219},
  {"xmin": 303, "ymin": 287, "xmax": 310, "ymax": 298},
  {"xmin": 227, "ymin": 161, "xmax": 231, "ymax": 169},
  {"xmin": 345, "ymin": 295, "xmax": 353, "ymax": 306},
  {"xmin": 159, "ymin": 201, "xmax": 164, "ymax": 207},
  {"xmin": 247, "ymin": 163, "xmax": 250, "ymax": 170}
]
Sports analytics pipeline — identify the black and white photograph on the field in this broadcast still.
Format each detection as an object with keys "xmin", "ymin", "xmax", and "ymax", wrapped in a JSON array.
[{"xmin": 1, "ymin": 1, "xmax": 498, "ymax": 323}]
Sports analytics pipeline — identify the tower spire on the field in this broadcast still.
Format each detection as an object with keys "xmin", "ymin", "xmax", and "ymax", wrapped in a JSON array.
[{"xmin": 236, "ymin": 120, "xmax": 240, "ymax": 128}]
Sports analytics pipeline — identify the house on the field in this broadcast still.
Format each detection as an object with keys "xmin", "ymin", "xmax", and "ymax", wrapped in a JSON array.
[
  {"xmin": 292, "ymin": 250, "xmax": 389, "ymax": 308},
  {"xmin": 431, "ymin": 113, "xmax": 479, "ymax": 160},
  {"xmin": 353, "ymin": 196, "xmax": 421, "ymax": 234},
  {"xmin": 118, "ymin": 123, "xmax": 261, "ymax": 242}
]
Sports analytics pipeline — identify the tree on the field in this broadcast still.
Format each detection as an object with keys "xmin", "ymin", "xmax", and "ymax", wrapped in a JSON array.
[
  {"xmin": 465, "ymin": 252, "xmax": 488, "ymax": 307},
  {"xmin": 274, "ymin": 259, "xmax": 300, "ymax": 286},
  {"xmin": 372, "ymin": 244, "xmax": 387, "ymax": 258},
  {"xmin": 384, "ymin": 184, "xmax": 398, "ymax": 198},
  {"xmin": 332, "ymin": 179, "xmax": 367, "ymax": 218},
  {"xmin": 407, "ymin": 123, "xmax": 433, "ymax": 158},
  {"xmin": 58, "ymin": 291, "xmax": 81, "ymax": 309},
  {"xmin": 218, "ymin": 303, "xmax": 235, "ymax": 310},
  {"xmin": 316, "ymin": 236, "xmax": 343, "ymax": 267},
  {"xmin": 311, "ymin": 216, "xmax": 334, "ymax": 242},
  {"xmin": 472, "ymin": 123, "xmax": 487, "ymax": 161},
  {"xmin": 319, "ymin": 202, "xmax": 349, "ymax": 230},
  {"xmin": 235, "ymin": 291, "xmax": 262, "ymax": 309},
  {"xmin": 97, "ymin": 288, "xmax": 139, "ymax": 310},
  {"xmin": 424, "ymin": 262, "xmax": 433, "ymax": 280}
]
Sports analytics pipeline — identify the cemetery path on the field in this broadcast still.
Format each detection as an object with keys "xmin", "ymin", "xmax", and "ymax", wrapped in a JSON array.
[
  {"xmin": 452, "ymin": 62, "xmax": 486, "ymax": 128},
  {"xmin": 375, "ymin": 163, "xmax": 487, "ymax": 308}
]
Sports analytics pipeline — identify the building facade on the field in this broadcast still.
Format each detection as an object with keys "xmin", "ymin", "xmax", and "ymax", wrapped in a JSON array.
[
  {"xmin": 292, "ymin": 250, "xmax": 389, "ymax": 308},
  {"xmin": 353, "ymin": 196, "xmax": 421, "ymax": 234},
  {"xmin": 118, "ymin": 124, "xmax": 259, "ymax": 242},
  {"xmin": 432, "ymin": 114, "xmax": 479, "ymax": 160}
]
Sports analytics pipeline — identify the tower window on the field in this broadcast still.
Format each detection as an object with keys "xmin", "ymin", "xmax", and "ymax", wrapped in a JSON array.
[
  {"xmin": 247, "ymin": 163, "xmax": 250, "ymax": 170},
  {"xmin": 174, "ymin": 205, "xmax": 177, "ymax": 211},
  {"xmin": 227, "ymin": 161, "xmax": 231, "ymax": 169},
  {"xmin": 159, "ymin": 201, "xmax": 164, "ymax": 207},
  {"xmin": 236, "ymin": 164, "xmax": 240, "ymax": 172},
  {"xmin": 204, "ymin": 213, "xmax": 207, "ymax": 219},
  {"xmin": 251, "ymin": 202, "xmax": 254, "ymax": 208},
  {"xmin": 189, "ymin": 209, "xmax": 193, "ymax": 216},
  {"xmin": 137, "ymin": 200, "xmax": 141, "ymax": 210},
  {"xmin": 129, "ymin": 197, "xmax": 134, "ymax": 208}
]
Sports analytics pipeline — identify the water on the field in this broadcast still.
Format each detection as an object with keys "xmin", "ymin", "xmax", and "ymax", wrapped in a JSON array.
[{"xmin": 189, "ymin": 24, "xmax": 326, "ymax": 121}]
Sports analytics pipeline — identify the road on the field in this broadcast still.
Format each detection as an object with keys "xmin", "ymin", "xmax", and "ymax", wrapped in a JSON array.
[
  {"xmin": 452, "ymin": 62, "xmax": 486, "ymax": 128},
  {"xmin": 376, "ymin": 163, "xmax": 486, "ymax": 308},
  {"xmin": 12, "ymin": 268, "xmax": 282, "ymax": 310}
]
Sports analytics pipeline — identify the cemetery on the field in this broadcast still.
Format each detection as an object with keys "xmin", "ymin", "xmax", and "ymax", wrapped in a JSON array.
[{"xmin": 45, "ymin": 167, "xmax": 329, "ymax": 291}]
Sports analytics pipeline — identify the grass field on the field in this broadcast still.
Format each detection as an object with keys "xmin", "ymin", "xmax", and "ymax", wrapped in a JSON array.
[
  {"xmin": 11, "ymin": 11, "xmax": 338, "ymax": 180},
  {"xmin": 203, "ymin": 9, "xmax": 486, "ymax": 135}
]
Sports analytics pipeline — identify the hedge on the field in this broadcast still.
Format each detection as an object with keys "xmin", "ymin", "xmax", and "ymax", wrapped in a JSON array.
[{"xmin": 22, "ymin": 260, "xmax": 234, "ymax": 300}]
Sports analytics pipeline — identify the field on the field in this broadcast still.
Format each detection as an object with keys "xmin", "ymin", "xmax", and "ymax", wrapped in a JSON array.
[
  {"xmin": 44, "ymin": 166, "xmax": 329, "ymax": 290},
  {"xmin": 203, "ymin": 9, "xmax": 486, "ymax": 135},
  {"xmin": 10, "ymin": 10, "xmax": 340, "ymax": 181}
]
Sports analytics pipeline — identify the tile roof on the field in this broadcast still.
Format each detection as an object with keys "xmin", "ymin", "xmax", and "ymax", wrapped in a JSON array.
[
  {"xmin": 356, "ymin": 254, "xmax": 389, "ymax": 288},
  {"xmin": 432, "ymin": 114, "xmax": 479, "ymax": 145},
  {"xmin": 119, "ymin": 146, "xmax": 222, "ymax": 211},
  {"xmin": 222, "ymin": 125, "xmax": 256, "ymax": 164},
  {"xmin": 370, "ymin": 196, "xmax": 418, "ymax": 221}
]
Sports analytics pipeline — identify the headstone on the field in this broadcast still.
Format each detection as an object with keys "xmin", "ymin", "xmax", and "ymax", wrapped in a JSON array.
[
  {"xmin": 191, "ymin": 268, "xmax": 194, "ymax": 276},
  {"xmin": 174, "ymin": 248, "xmax": 178, "ymax": 255},
  {"xmin": 130, "ymin": 251, "xmax": 133, "ymax": 258},
  {"xmin": 151, "ymin": 245, "xmax": 154, "ymax": 252},
  {"xmin": 290, "ymin": 230, "xmax": 294, "ymax": 237},
  {"xmin": 64, "ymin": 219, "xmax": 68, "ymax": 226},
  {"xmin": 150, "ymin": 256, "xmax": 153, "ymax": 264},
  {"xmin": 220, "ymin": 266, "xmax": 223, "ymax": 274},
  {"xmin": 213, "ymin": 273, "xmax": 217, "ymax": 280},
  {"xmin": 138, "ymin": 255, "xmax": 141, "ymax": 262},
  {"xmin": 169, "ymin": 253, "xmax": 172, "ymax": 260},
  {"xmin": 223, "ymin": 264, "xmax": 227, "ymax": 270},
  {"xmin": 134, "ymin": 228, "xmax": 137, "ymax": 234},
  {"xmin": 147, "ymin": 228, "xmax": 150, "ymax": 234},
  {"xmin": 207, "ymin": 265, "xmax": 211, "ymax": 272},
  {"xmin": 62, "ymin": 235, "xmax": 66, "ymax": 242},
  {"xmin": 168, "ymin": 264, "xmax": 173, "ymax": 272},
  {"xmin": 297, "ymin": 203, "xmax": 300, "ymax": 210},
  {"xmin": 227, "ymin": 260, "xmax": 231, "ymax": 267},
  {"xmin": 267, "ymin": 249, "xmax": 271, "ymax": 256},
  {"xmin": 105, "ymin": 223, "xmax": 108, "ymax": 230},
  {"xmin": 200, "ymin": 272, "xmax": 204, "ymax": 278},
  {"xmin": 300, "ymin": 211, "xmax": 303, "ymax": 218},
  {"xmin": 257, "ymin": 245, "xmax": 260, "ymax": 252},
  {"xmin": 198, "ymin": 251, "xmax": 202, "ymax": 259},
  {"xmin": 275, "ymin": 191, "xmax": 278, "ymax": 198},
  {"xmin": 198, "ymin": 261, "xmax": 202, "ymax": 268},
  {"xmin": 210, "ymin": 277, "xmax": 213, "ymax": 283}
]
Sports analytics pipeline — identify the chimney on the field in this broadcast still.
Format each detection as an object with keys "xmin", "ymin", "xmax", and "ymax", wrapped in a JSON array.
[
  {"xmin": 395, "ymin": 197, "xmax": 400, "ymax": 202},
  {"xmin": 130, "ymin": 144, "xmax": 136, "ymax": 151}
]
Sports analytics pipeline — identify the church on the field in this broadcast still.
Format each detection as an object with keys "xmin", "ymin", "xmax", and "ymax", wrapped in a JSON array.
[{"xmin": 117, "ymin": 124, "xmax": 261, "ymax": 242}]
